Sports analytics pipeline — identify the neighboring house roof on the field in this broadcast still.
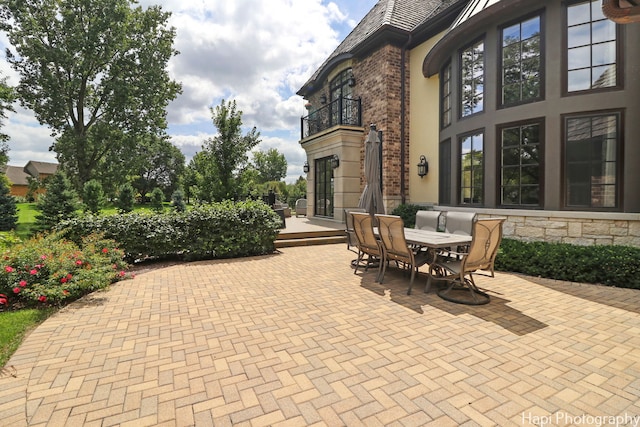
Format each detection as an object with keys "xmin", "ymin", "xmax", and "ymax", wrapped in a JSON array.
[
  {"xmin": 24, "ymin": 160, "xmax": 58, "ymax": 178},
  {"xmin": 298, "ymin": 0, "xmax": 468, "ymax": 96},
  {"xmin": 4, "ymin": 165, "xmax": 30, "ymax": 186}
]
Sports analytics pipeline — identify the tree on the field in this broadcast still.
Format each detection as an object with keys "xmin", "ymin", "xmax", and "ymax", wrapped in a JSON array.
[
  {"xmin": 194, "ymin": 100, "xmax": 261, "ymax": 202},
  {"xmin": 131, "ymin": 136, "xmax": 185, "ymax": 200},
  {"xmin": 116, "ymin": 183, "xmax": 135, "ymax": 213},
  {"xmin": 0, "ymin": 176, "xmax": 17, "ymax": 231},
  {"xmin": 0, "ymin": 75, "xmax": 15, "ymax": 166},
  {"xmin": 0, "ymin": 0, "xmax": 182, "ymax": 189},
  {"xmin": 171, "ymin": 189, "xmax": 186, "ymax": 212},
  {"xmin": 82, "ymin": 179, "xmax": 105, "ymax": 214},
  {"xmin": 34, "ymin": 171, "xmax": 80, "ymax": 232},
  {"xmin": 252, "ymin": 148, "xmax": 287, "ymax": 183},
  {"xmin": 150, "ymin": 187, "xmax": 164, "ymax": 213}
]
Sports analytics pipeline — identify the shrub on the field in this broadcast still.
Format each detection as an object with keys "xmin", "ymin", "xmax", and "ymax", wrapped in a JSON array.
[
  {"xmin": 58, "ymin": 200, "xmax": 281, "ymax": 262},
  {"xmin": 0, "ymin": 232, "xmax": 130, "ymax": 308},
  {"xmin": 391, "ymin": 204, "xmax": 425, "ymax": 229},
  {"xmin": 82, "ymin": 179, "xmax": 105, "ymax": 214},
  {"xmin": 495, "ymin": 238, "xmax": 640, "ymax": 289}
]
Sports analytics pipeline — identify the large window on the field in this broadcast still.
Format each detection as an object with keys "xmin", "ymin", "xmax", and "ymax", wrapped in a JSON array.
[
  {"xmin": 566, "ymin": 0, "xmax": 619, "ymax": 92},
  {"xmin": 500, "ymin": 121, "xmax": 542, "ymax": 207},
  {"xmin": 330, "ymin": 68, "xmax": 355, "ymax": 125},
  {"xmin": 565, "ymin": 112, "xmax": 620, "ymax": 209},
  {"xmin": 501, "ymin": 15, "xmax": 542, "ymax": 106},
  {"xmin": 459, "ymin": 131, "xmax": 484, "ymax": 205},
  {"xmin": 314, "ymin": 156, "xmax": 335, "ymax": 217},
  {"xmin": 441, "ymin": 62, "xmax": 452, "ymax": 128},
  {"xmin": 460, "ymin": 40, "xmax": 484, "ymax": 117}
]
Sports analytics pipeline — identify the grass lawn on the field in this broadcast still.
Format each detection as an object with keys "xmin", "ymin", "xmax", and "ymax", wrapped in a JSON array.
[
  {"xmin": 15, "ymin": 203, "xmax": 38, "ymax": 240},
  {"xmin": 0, "ymin": 308, "xmax": 55, "ymax": 367}
]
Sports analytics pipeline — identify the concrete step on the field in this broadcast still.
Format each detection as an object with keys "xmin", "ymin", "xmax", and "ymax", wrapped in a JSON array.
[
  {"xmin": 275, "ymin": 229, "xmax": 346, "ymax": 248},
  {"xmin": 275, "ymin": 236, "xmax": 346, "ymax": 248}
]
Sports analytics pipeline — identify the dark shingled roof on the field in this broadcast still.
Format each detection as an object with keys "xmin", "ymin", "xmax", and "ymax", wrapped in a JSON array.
[
  {"xmin": 4, "ymin": 165, "xmax": 30, "ymax": 186},
  {"xmin": 298, "ymin": 0, "xmax": 468, "ymax": 96}
]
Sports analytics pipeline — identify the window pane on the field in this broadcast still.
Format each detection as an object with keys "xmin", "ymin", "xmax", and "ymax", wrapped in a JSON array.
[
  {"xmin": 460, "ymin": 41, "xmax": 484, "ymax": 117},
  {"xmin": 568, "ymin": 2, "xmax": 591, "ymax": 26},
  {"xmin": 592, "ymin": 19, "xmax": 616, "ymax": 43},
  {"xmin": 568, "ymin": 69, "xmax": 591, "ymax": 91},
  {"xmin": 568, "ymin": 46, "xmax": 591, "ymax": 69},
  {"xmin": 592, "ymin": 41, "xmax": 616, "ymax": 66},
  {"xmin": 568, "ymin": 24, "xmax": 591, "ymax": 48},
  {"xmin": 503, "ymin": 148, "xmax": 520, "ymax": 166},
  {"xmin": 503, "ymin": 24, "xmax": 520, "ymax": 45},
  {"xmin": 522, "ymin": 16, "xmax": 540, "ymax": 39},
  {"xmin": 592, "ymin": 65, "xmax": 616, "ymax": 87}
]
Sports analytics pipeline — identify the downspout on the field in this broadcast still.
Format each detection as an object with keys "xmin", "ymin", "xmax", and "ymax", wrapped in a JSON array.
[
  {"xmin": 400, "ymin": 32, "xmax": 412, "ymax": 205},
  {"xmin": 602, "ymin": 0, "xmax": 640, "ymax": 24}
]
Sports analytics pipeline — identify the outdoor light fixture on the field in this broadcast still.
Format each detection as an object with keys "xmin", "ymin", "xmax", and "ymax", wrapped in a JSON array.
[
  {"xmin": 331, "ymin": 154, "xmax": 340, "ymax": 169},
  {"xmin": 320, "ymin": 94, "xmax": 327, "ymax": 104},
  {"xmin": 348, "ymin": 77, "xmax": 356, "ymax": 87},
  {"xmin": 303, "ymin": 161, "xmax": 310, "ymax": 174},
  {"xmin": 417, "ymin": 155, "xmax": 429, "ymax": 178}
]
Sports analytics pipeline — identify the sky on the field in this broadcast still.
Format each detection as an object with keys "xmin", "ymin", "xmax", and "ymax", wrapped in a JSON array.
[{"xmin": 0, "ymin": 0, "xmax": 377, "ymax": 183}]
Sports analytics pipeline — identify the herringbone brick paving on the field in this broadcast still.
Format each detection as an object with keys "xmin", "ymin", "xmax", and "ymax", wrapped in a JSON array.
[{"xmin": 0, "ymin": 243, "xmax": 639, "ymax": 426}]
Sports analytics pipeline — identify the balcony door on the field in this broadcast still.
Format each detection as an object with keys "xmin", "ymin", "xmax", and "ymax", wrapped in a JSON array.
[{"xmin": 314, "ymin": 156, "xmax": 334, "ymax": 217}]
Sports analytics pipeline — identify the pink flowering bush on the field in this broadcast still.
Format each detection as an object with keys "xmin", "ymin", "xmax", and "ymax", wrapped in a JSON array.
[{"xmin": 0, "ymin": 232, "xmax": 131, "ymax": 308}]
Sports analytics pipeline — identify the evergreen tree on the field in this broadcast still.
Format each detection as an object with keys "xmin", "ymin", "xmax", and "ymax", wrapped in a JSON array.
[
  {"xmin": 171, "ymin": 189, "xmax": 186, "ymax": 212},
  {"xmin": 34, "ymin": 171, "xmax": 80, "ymax": 231},
  {"xmin": 116, "ymin": 183, "xmax": 135, "ymax": 213},
  {"xmin": 82, "ymin": 179, "xmax": 104, "ymax": 214},
  {"xmin": 150, "ymin": 187, "xmax": 165, "ymax": 213},
  {"xmin": 0, "ymin": 177, "xmax": 18, "ymax": 231}
]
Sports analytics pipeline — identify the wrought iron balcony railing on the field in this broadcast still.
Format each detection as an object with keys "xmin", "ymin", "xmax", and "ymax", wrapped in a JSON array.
[{"xmin": 300, "ymin": 97, "xmax": 362, "ymax": 139}]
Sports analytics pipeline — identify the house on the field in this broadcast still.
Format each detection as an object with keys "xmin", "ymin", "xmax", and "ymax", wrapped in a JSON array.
[
  {"xmin": 3, "ymin": 161, "xmax": 58, "ymax": 198},
  {"xmin": 297, "ymin": 0, "xmax": 640, "ymax": 247}
]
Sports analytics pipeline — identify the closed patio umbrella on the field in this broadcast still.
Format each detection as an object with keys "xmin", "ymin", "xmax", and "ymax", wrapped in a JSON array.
[{"xmin": 358, "ymin": 124, "xmax": 384, "ymax": 215}]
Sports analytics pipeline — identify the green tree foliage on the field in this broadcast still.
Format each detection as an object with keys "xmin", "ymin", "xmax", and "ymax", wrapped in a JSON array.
[
  {"xmin": 34, "ymin": 171, "xmax": 80, "ymax": 232},
  {"xmin": 150, "ymin": 187, "xmax": 165, "ymax": 213},
  {"xmin": 116, "ymin": 183, "xmax": 135, "ymax": 213},
  {"xmin": 0, "ymin": 75, "xmax": 15, "ymax": 165},
  {"xmin": 286, "ymin": 176, "xmax": 307, "ymax": 207},
  {"xmin": 132, "ymin": 136, "xmax": 185, "ymax": 200},
  {"xmin": 193, "ymin": 100, "xmax": 261, "ymax": 202},
  {"xmin": 252, "ymin": 148, "xmax": 287, "ymax": 183},
  {"xmin": 82, "ymin": 179, "xmax": 104, "ymax": 214},
  {"xmin": 171, "ymin": 189, "xmax": 186, "ymax": 212},
  {"xmin": 0, "ymin": 0, "xmax": 182, "ymax": 189},
  {"xmin": 0, "ymin": 175, "xmax": 17, "ymax": 230}
]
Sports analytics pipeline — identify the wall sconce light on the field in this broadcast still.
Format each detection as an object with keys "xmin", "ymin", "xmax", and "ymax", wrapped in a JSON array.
[
  {"xmin": 417, "ymin": 155, "xmax": 429, "ymax": 178},
  {"xmin": 320, "ymin": 94, "xmax": 327, "ymax": 104},
  {"xmin": 348, "ymin": 77, "xmax": 356, "ymax": 87},
  {"xmin": 303, "ymin": 161, "xmax": 310, "ymax": 174},
  {"xmin": 304, "ymin": 101, "xmax": 312, "ymax": 110},
  {"xmin": 331, "ymin": 154, "xmax": 340, "ymax": 169}
]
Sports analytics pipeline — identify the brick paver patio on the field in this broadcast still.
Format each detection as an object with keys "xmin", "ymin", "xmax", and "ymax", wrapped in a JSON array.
[{"xmin": 0, "ymin": 244, "xmax": 639, "ymax": 426}]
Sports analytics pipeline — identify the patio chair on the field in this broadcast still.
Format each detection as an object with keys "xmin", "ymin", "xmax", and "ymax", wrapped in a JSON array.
[
  {"xmin": 415, "ymin": 210, "xmax": 441, "ymax": 232},
  {"xmin": 430, "ymin": 218, "xmax": 505, "ymax": 305},
  {"xmin": 295, "ymin": 198, "xmax": 307, "ymax": 217},
  {"xmin": 444, "ymin": 211, "xmax": 477, "ymax": 235},
  {"xmin": 350, "ymin": 212, "xmax": 383, "ymax": 280},
  {"xmin": 375, "ymin": 214, "xmax": 431, "ymax": 295},
  {"xmin": 345, "ymin": 208, "xmax": 366, "ymax": 253}
]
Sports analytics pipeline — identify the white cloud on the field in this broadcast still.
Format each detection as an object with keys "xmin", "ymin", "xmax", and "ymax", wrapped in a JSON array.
[{"xmin": 1, "ymin": 0, "xmax": 372, "ymax": 181}]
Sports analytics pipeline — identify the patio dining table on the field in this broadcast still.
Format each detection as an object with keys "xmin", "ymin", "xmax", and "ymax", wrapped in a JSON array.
[{"xmin": 373, "ymin": 227, "xmax": 473, "ymax": 293}]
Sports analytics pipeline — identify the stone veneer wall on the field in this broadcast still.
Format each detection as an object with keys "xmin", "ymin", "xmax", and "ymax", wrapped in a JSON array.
[{"xmin": 437, "ymin": 208, "xmax": 640, "ymax": 248}]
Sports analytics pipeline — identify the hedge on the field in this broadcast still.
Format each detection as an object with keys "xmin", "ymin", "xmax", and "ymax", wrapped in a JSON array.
[{"xmin": 58, "ymin": 200, "xmax": 282, "ymax": 262}]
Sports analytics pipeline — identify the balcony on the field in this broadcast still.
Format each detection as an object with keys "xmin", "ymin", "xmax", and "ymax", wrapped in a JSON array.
[{"xmin": 300, "ymin": 97, "xmax": 362, "ymax": 140}]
